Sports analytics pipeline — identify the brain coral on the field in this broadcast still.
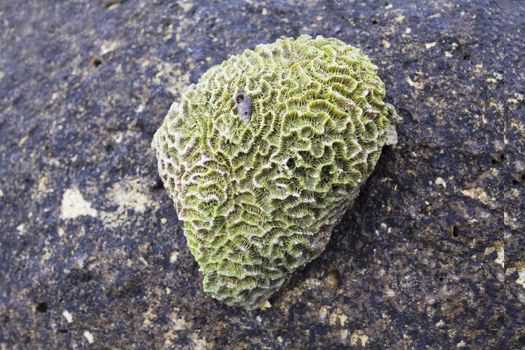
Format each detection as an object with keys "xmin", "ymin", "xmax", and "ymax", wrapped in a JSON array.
[{"xmin": 153, "ymin": 35, "xmax": 399, "ymax": 310}]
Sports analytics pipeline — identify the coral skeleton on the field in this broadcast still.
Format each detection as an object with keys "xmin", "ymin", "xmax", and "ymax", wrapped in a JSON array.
[{"xmin": 153, "ymin": 35, "xmax": 399, "ymax": 309}]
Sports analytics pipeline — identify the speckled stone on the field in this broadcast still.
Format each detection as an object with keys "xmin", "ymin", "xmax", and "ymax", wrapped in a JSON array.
[{"xmin": 0, "ymin": 0, "xmax": 523, "ymax": 349}]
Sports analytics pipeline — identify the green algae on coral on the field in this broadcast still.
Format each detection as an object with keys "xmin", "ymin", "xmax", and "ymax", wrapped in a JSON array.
[{"xmin": 153, "ymin": 35, "xmax": 400, "ymax": 310}]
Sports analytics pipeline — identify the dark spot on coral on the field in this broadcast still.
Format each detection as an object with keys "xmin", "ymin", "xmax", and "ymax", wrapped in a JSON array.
[
  {"xmin": 234, "ymin": 92, "xmax": 253, "ymax": 123},
  {"xmin": 286, "ymin": 158, "xmax": 295, "ymax": 170},
  {"xmin": 57, "ymin": 329, "xmax": 68, "ymax": 334}
]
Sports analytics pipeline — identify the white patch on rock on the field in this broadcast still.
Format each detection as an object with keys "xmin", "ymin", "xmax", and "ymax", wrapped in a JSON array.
[
  {"xmin": 169, "ymin": 251, "xmax": 179, "ymax": 264},
  {"xmin": 100, "ymin": 40, "xmax": 121, "ymax": 55},
  {"xmin": 385, "ymin": 124, "xmax": 398, "ymax": 146},
  {"xmin": 495, "ymin": 246, "xmax": 504, "ymax": 268},
  {"xmin": 461, "ymin": 187, "xmax": 492, "ymax": 206},
  {"xmin": 62, "ymin": 310, "xmax": 73, "ymax": 323},
  {"xmin": 516, "ymin": 268, "xmax": 525, "ymax": 289},
  {"xmin": 83, "ymin": 331, "xmax": 94, "ymax": 344},
  {"xmin": 484, "ymin": 244, "xmax": 505, "ymax": 268},
  {"xmin": 319, "ymin": 306, "xmax": 329, "ymax": 321},
  {"xmin": 16, "ymin": 223, "xmax": 26, "ymax": 235},
  {"xmin": 435, "ymin": 177, "xmax": 447, "ymax": 188},
  {"xmin": 456, "ymin": 340, "xmax": 466, "ymax": 348},
  {"xmin": 260, "ymin": 300, "xmax": 272, "ymax": 310},
  {"xmin": 61, "ymin": 188, "xmax": 98, "ymax": 219},
  {"xmin": 406, "ymin": 75, "xmax": 424, "ymax": 89}
]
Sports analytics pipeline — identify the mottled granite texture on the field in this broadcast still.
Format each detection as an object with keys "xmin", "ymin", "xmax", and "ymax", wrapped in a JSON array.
[{"xmin": 0, "ymin": 0, "xmax": 523, "ymax": 349}]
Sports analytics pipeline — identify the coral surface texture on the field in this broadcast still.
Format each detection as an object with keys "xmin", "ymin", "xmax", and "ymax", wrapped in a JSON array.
[{"xmin": 154, "ymin": 35, "xmax": 399, "ymax": 309}]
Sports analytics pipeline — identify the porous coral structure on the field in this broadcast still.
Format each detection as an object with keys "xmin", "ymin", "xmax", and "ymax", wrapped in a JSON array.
[{"xmin": 153, "ymin": 35, "xmax": 399, "ymax": 309}]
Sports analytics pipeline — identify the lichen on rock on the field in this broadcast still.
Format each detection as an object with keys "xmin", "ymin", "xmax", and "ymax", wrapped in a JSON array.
[{"xmin": 153, "ymin": 35, "xmax": 400, "ymax": 309}]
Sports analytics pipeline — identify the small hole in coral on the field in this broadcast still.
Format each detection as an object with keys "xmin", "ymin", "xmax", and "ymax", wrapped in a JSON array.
[
  {"xmin": 327, "ymin": 269, "xmax": 341, "ymax": 288},
  {"xmin": 92, "ymin": 57, "xmax": 102, "ymax": 67},
  {"xmin": 235, "ymin": 93, "xmax": 245, "ymax": 104},
  {"xmin": 512, "ymin": 179, "xmax": 519, "ymax": 185},
  {"xmin": 286, "ymin": 158, "xmax": 295, "ymax": 170},
  {"xmin": 57, "ymin": 329, "xmax": 68, "ymax": 334},
  {"xmin": 78, "ymin": 271, "xmax": 94, "ymax": 283},
  {"xmin": 104, "ymin": 0, "xmax": 121, "ymax": 10},
  {"xmin": 371, "ymin": 19, "xmax": 379, "ymax": 24},
  {"xmin": 151, "ymin": 177, "xmax": 164, "ymax": 192},
  {"xmin": 451, "ymin": 225, "xmax": 459, "ymax": 238},
  {"xmin": 36, "ymin": 302, "xmax": 48, "ymax": 313}
]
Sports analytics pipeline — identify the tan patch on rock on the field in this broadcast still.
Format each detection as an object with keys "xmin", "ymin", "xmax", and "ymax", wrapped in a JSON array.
[
  {"xmin": 162, "ymin": 309, "xmax": 193, "ymax": 348},
  {"xmin": 101, "ymin": 177, "xmax": 156, "ymax": 227},
  {"xmin": 350, "ymin": 330, "xmax": 369, "ymax": 347},
  {"xmin": 461, "ymin": 187, "xmax": 492, "ymax": 206},
  {"xmin": 61, "ymin": 187, "xmax": 98, "ymax": 219}
]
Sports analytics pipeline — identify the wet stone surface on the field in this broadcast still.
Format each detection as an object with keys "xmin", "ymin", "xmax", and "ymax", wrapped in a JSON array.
[{"xmin": 0, "ymin": 0, "xmax": 523, "ymax": 349}]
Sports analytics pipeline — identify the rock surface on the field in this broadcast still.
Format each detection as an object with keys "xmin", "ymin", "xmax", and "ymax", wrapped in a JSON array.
[{"xmin": 0, "ymin": 0, "xmax": 522, "ymax": 348}]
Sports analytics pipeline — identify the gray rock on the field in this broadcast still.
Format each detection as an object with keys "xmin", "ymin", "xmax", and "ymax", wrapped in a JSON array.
[{"xmin": 0, "ymin": 0, "xmax": 522, "ymax": 348}]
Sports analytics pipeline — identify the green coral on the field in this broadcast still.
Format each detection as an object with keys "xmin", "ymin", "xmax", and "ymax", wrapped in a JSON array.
[{"xmin": 153, "ymin": 35, "xmax": 399, "ymax": 310}]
